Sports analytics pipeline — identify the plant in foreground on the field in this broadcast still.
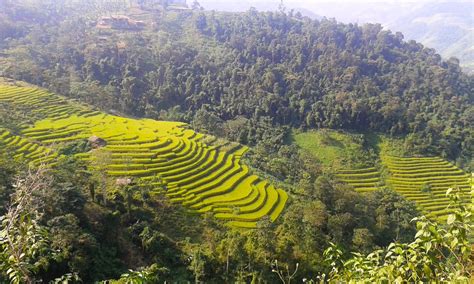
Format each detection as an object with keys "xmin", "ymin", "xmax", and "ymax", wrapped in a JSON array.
[{"xmin": 320, "ymin": 187, "xmax": 472, "ymax": 282}]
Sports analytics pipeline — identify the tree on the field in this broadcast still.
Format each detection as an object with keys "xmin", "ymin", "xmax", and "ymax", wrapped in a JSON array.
[
  {"xmin": 116, "ymin": 178, "xmax": 138, "ymax": 219},
  {"xmin": 191, "ymin": 0, "xmax": 203, "ymax": 10},
  {"xmin": 104, "ymin": 264, "xmax": 168, "ymax": 284},
  {"xmin": 193, "ymin": 107, "xmax": 224, "ymax": 136},
  {"xmin": 0, "ymin": 167, "xmax": 53, "ymax": 283},
  {"xmin": 321, "ymin": 188, "xmax": 473, "ymax": 282}
]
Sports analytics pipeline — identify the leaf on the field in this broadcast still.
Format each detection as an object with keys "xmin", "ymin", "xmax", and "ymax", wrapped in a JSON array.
[
  {"xmin": 423, "ymin": 264, "xmax": 432, "ymax": 276},
  {"xmin": 447, "ymin": 214, "xmax": 455, "ymax": 225},
  {"xmin": 425, "ymin": 242, "xmax": 432, "ymax": 251},
  {"xmin": 394, "ymin": 247, "xmax": 403, "ymax": 255},
  {"xmin": 446, "ymin": 188, "xmax": 453, "ymax": 196},
  {"xmin": 451, "ymin": 238, "xmax": 458, "ymax": 249},
  {"xmin": 415, "ymin": 230, "xmax": 424, "ymax": 239}
]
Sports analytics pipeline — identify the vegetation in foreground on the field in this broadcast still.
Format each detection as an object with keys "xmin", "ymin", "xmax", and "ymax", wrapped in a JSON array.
[
  {"xmin": 0, "ymin": 150, "xmax": 427, "ymax": 282},
  {"xmin": 0, "ymin": 161, "xmax": 471, "ymax": 282}
]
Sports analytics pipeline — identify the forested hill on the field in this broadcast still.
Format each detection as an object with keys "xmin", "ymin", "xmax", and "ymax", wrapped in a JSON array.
[{"xmin": 1, "ymin": 2, "xmax": 472, "ymax": 166}]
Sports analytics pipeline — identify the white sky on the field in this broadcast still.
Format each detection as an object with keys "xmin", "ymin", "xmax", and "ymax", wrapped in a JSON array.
[
  {"xmin": 197, "ymin": 0, "xmax": 471, "ymax": 4},
  {"xmin": 281, "ymin": 0, "xmax": 468, "ymax": 2}
]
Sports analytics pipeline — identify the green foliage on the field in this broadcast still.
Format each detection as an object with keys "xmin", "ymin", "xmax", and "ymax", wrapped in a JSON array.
[
  {"xmin": 320, "ymin": 188, "xmax": 473, "ymax": 282},
  {"xmin": 57, "ymin": 140, "xmax": 91, "ymax": 156},
  {"xmin": 0, "ymin": 2, "xmax": 471, "ymax": 167},
  {"xmin": 421, "ymin": 182, "xmax": 432, "ymax": 193},
  {"xmin": 105, "ymin": 264, "xmax": 168, "ymax": 284},
  {"xmin": 0, "ymin": 168, "xmax": 55, "ymax": 284},
  {"xmin": 49, "ymin": 273, "xmax": 81, "ymax": 284},
  {"xmin": 0, "ymin": 152, "xmax": 18, "ymax": 214}
]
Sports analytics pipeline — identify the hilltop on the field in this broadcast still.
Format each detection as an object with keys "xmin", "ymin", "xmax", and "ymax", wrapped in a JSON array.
[{"xmin": 197, "ymin": 1, "xmax": 474, "ymax": 74}]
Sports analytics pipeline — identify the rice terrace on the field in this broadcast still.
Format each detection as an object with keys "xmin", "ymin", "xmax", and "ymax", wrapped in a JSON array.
[
  {"xmin": 0, "ymin": 83, "xmax": 288, "ymax": 228},
  {"xmin": 336, "ymin": 158, "xmax": 472, "ymax": 222},
  {"xmin": 294, "ymin": 129, "xmax": 472, "ymax": 223},
  {"xmin": 1, "ymin": 82, "xmax": 471, "ymax": 228}
]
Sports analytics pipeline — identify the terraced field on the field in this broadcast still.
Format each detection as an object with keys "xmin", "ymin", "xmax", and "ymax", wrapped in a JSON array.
[
  {"xmin": 335, "ymin": 167, "xmax": 382, "ymax": 193},
  {"xmin": 383, "ymin": 156, "xmax": 471, "ymax": 221},
  {"xmin": 334, "ymin": 154, "xmax": 471, "ymax": 222},
  {"xmin": 0, "ymin": 85, "xmax": 288, "ymax": 228}
]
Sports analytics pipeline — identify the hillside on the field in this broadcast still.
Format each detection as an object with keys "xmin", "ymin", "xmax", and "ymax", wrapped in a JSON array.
[
  {"xmin": 0, "ymin": 1, "xmax": 472, "ymax": 282},
  {"xmin": 0, "ymin": 1, "xmax": 471, "ymax": 170},
  {"xmin": 293, "ymin": 129, "xmax": 472, "ymax": 221},
  {"xmin": 196, "ymin": 1, "xmax": 474, "ymax": 73},
  {"xmin": 0, "ymin": 83, "xmax": 288, "ymax": 228},
  {"xmin": 0, "ymin": 80, "xmax": 434, "ymax": 282}
]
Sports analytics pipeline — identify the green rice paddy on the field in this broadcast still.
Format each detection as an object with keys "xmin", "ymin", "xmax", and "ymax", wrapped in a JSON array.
[
  {"xmin": 292, "ymin": 129, "xmax": 374, "ymax": 169},
  {"xmin": 295, "ymin": 129, "xmax": 472, "ymax": 222},
  {"xmin": 382, "ymin": 156, "xmax": 471, "ymax": 221},
  {"xmin": 335, "ymin": 156, "xmax": 471, "ymax": 221},
  {"xmin": 335, "ymin": 167, "xmax": 382, "ymax": 193},
  {"xmin": 0, "ymin": 85, "xmax": 288, "ymax": 228}
]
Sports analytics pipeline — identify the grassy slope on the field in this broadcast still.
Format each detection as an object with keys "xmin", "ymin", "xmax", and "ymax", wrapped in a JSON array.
[{"xmin": 292, "ymin": 129, "xmax": 376, "ymax": 170}]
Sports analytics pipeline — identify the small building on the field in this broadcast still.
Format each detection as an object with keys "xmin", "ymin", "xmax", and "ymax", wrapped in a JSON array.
[
  {"xmin": 96, "ymin": 15, "xmax": 146, "ymax": 31},
  {"xmin": 116, "ymin": 178, "xmax": 133, "ymax": 186},
  {"xmin": 88, "ymin": 135, "xmax": 107, "ymax": 148}
]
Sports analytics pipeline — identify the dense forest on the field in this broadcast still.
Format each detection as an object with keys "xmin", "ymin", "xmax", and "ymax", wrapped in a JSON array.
[
  {"xmin": 1, "ymin": 0, "xmax": 472, "ymax": 168},
  {"xmin": 0, "ymin": 0, "xmax": 473, "ymax": 282}
]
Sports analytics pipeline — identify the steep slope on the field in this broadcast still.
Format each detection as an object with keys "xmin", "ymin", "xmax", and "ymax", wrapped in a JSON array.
[
  {"xmin": 382, "ymin": 156, "xmax": 471, "ymax": 221},
  {"xmin": 335, "ymin": 156, "xmax": 471, "ymax": 222},
  {"xmin": 335, "ymin": 167, "xmax": 382, "ymax": 193},
  {"xmin": 386, "ymin": 2, "xmax": 473, "ymax": 73},
  {"xmin": 0, "ymin": 84, "xmax": 288, "ymax": 228},
  {"xmin": 0, "ymin": 3, "xmax": 471, "ymax": 166},
  {"xmin": 295, "ymin": 129, "xmax": 472, "ymax": 222}
]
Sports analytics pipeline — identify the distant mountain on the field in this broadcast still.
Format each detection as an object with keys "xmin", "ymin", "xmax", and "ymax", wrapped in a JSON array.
[
  {"xmin": 295, "ymin": 1, "xmax": 474, "ymax": 74},
  {"xmin": 385, "ymin": 2, "xmax": 473, "ymax": 73},
  {"xmin": 293, "ymin": 7, "xmax": 321, "ymax": 20},
  {"xmin": 196, "ymin": 0, "xmax": 279, "ymax": 12}
]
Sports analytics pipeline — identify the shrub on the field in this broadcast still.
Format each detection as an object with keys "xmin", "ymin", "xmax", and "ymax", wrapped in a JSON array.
[{"xmin": 320, "ymin": 188, "xmax": 472, "ymax": 282}]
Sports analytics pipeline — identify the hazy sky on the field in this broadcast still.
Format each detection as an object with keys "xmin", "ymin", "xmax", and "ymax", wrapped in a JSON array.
[
  {"xmin": 196, "ymin": 0, "xmax": 471, "ymax": 8},
  {"xmin": 258, "ymin": 0, "xmax": 468, "ymax": 2},
  {"xmin": 196, "ymin": 0, "xmax": 473, "ymax": 24}
]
